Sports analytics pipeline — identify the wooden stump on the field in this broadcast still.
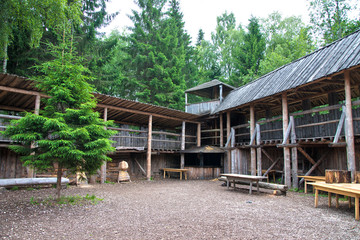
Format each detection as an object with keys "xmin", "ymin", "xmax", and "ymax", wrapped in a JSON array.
[
  {"xmin": 355, "ymin": 171, "xmax": 360, "ymax": 183},
  {"xmin": 325, "ymin": 170, "xmax": 351, "ymax": 183}
]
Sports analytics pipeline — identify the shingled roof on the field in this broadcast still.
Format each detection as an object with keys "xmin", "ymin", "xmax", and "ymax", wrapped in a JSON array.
[{"xmin": 214, "ymin": 29, "xmax": 360, "ymax": 114}]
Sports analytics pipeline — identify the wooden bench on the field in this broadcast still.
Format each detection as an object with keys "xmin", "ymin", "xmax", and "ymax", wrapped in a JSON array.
[
  {"xmin": 219, "ymin": 175, "xmax": 288, "ymax": 195},
  {"xmin": 298, "ymin": 175, "xmax": 325, "ymax": 193},
  {"xmin": 0, "ymin": 177, "xmax": 69, "ymax": 188},
  {"xmin": 310, "ymin": 182, "xmax": 360, "ymax": 220},
  {"xmin": 161, "ymin": 168, "xmax": 189, "ymax": 180},
  {"xmin": 221, "ymin": 174, "xmax": 267, "ymax": 194}
]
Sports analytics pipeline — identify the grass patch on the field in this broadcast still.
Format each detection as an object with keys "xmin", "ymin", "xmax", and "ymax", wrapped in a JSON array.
[
  {"xmin": 105, "ymin": 180, "xmax": 115, "ymax": 184},
  {"xmin": 10, "ymin": 186, "xmax": 19, "ymax": 191},
  {"xmin": 30, "ymin": 194, "xmax": 103, "ymax": 206}
]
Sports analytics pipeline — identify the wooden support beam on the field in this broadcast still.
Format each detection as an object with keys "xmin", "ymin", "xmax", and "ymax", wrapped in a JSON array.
[
  {"xmin": 299, "ymin": 151, "xmax": 329, "ymax": 185},
  {"xmin": 291, "ymin": 116, "xmax": 298, "ymax": 189},
  {"xmin": 34, "ymin": 95, "xmax": 40, "ymax": 115},
  {"xmin": 282, "ymin": 92, "xmax": 291, "ymax": 187},
  {"xmin": 250, "ymin": 104, "xmax": 256, "ymax": 176},
  {"xmin": 197, "ymin": 123, "xmax": 201, "ymax": 147},
  {"xmin": 231, "ymin": 128, "xmax": 235, "ymax": 173},
  {"xmin": 219, "ymin": 84, "xmax": 223, "ymax": 102},
  {"xmin": 220, "ymin": 114, "xmax": 223, "ymax": 147},
  {"xmin": 0, "ymin": 85, "xmax": 48, "ymax": 98},
  {"xmin": 333, "ymin": 108, "xmax": 345, "ymax": 143},
  {"xmin": 261, "ymin": 149, "xmax": 275, "ymax": 164},
  {"xmin": 100, "ymin": 107, "xmax": 108, "ymax": 184},
  {"xmin": 344, "ymin": 71, "xmax": 356, "ymax": 181},
  {"xmin": 256, "ymin": 124, "xmax": 262, "ymax": 176},
  {"xmin": 263, "ymin": 157, "xmax": 281, "ymax": 178},
  {"xmin": 97, "ymin": 103, "xmax": 200, "ymax": 124},
  {"xmin": 227, "ymin": 111, "xmax": 231, "ymax": 173},
  {"xmin": 181, "ymin": 121, "xmax": 185, "ymax": 169},
  {"xmin": 147, "ymin": 115, "xmax": 153, "ymax": 181},
  {"xmin": 297, "ymin": 147, "xmax": 324, "ymax": 175}
]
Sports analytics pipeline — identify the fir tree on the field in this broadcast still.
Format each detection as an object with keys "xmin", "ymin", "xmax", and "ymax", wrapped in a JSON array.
[{"xmin": 4, "ymin": 28, "xmax": 115, "ymax": 199}]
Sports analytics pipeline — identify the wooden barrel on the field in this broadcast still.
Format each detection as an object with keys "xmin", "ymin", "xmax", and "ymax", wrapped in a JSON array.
[{"xmin": 325, "ymin": 170, "xmax": 351, "ymax": 183}]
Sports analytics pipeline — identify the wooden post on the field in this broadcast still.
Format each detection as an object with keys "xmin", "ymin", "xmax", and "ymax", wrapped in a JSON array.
[
  {"xmin": 181, "ymin": 121, "xmax": 185, "ymax": 169},
  {"xmin": 256, "ymin": 124, "xmax": 262, "ymax": 176},
  {"xmin": 146, "ymin": 115, "xmax": 153, "ymax": 181},
  {"xmin": 100, "ymin": 107, "xmax": 108, "ymax": 184},
  {"xmin": 226, "ymin": 111, "xmax": 231, "ymax": 173},
  {"xmin": 282, "ymin": 92, "xmax": 291, "ymax": 187},
  {"xmin": 231, "ymin": 128, "xmax": 235, "ymax": 173},
  {"xmin": 27, "ymin": 95, "xmax": 41, "ymax": 178},
  {"xmin": 290, "ymin": 116, "xmax": 298, "ymax": 189},
  {"xmin": 220, "ymin": 113, "xmax": 224, "ymax": 147},
  {"xmin": 197, "ymin": 123, "xmax": 201, "ymax": 147},
  {"xmin": 185, "ymin": 93, "xmax": 188, "ymax": 112},
  {"xmin": 34, "ymin": 94, "xmax": 40, "ymax": 115},
  {"xmin": 250, "ymin": 104, "xmax": 256, "ymax": 176},
  {"xmin": 344, "ymin": 71, "xmax": 356, "ymax": 181},
  {"xmin": 219, "ymin": 84, "xmax": 223, "ymax": 102}
]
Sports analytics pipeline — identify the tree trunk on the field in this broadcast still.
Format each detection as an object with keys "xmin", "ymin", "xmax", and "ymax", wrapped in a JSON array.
[
  {"xmin": 56, "ymin": 163, "xmax": 63, "ymax": 200},
  {"xmin": 2, "ymin": 42, "xmax": 8, "ymax": 74}
]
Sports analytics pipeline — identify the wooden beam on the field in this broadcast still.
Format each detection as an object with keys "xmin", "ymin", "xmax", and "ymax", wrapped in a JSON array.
[
  {"xmin": 282, "ymin": 92, "xmax": 291, "ymax": 187},
  {"xmin": 261, "ymin": 149, "xmax": 275, "ymax": 164},
  {"xmin": 220, "ymin": 114, "xmax": 223, "ymax": 147},
  {"xmin": 299, "ymin": 151, "xmax": 329, "ymax": 185},
  {"xmin": 197, "ymin": 123, "xmax": 201, "ymax": 147},
  {"xmin": 250, "ymin": 104, "xmax": 256, "ymax": 176},
  {"xmin": 100, "ymin": 107, "xmax": 108, "ymax": 184},
  {"xmin": 291, "ymin": 116, "xmax": 298, "ymax": 189},
  {"xmin": 226, "ymin": 111, "xmax": 231, "ymax": 173},
  {"xmin": 0, "ymin": 85, "xmax": 48, "ymax": 98},
  {"xmin": 97, "ymin": 103, "xmax": 200, "ymax": 124},
  {"xmin": 333, "ymin": 108, "xmax": 345, "ymax": 143},
  {"xmin": 344, "ymin": 70, "xmax": 356, "ymax": 181},
  {"xmin": 146, "ymin": 115, "xmax": 153, "ymax": 181},
  {"xmin": 297, "ymin": 147, "xmax": 324, "ymax": 175},
  {"xmin": 34, "ymin": 95, "xmax": 40, "ymax": 115},
  {"xmin": 180, "ymin": 121, "xmax": 185, "ymax": 169},
  {"xmin": 256, "ymin": 124, "xmax": 262, "ymax": 176}
]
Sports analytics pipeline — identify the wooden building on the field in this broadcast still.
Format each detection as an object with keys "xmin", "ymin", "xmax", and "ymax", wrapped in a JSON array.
[
  {"xmin": 186, "ymin": 29, "xmax": 360, "ymax": 187},
  {"xmin": 1, "ymin": 30, "xmax": 360, "ymax": 186}
]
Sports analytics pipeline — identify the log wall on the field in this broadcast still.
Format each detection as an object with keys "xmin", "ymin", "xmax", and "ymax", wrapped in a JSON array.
[
  {"xmin": 185, "ymin": 167, "xmax": 221, "ymax": 180},
  {"xmin": 0, "ymin": 147, "xmax": 26, "ymax": 178}
]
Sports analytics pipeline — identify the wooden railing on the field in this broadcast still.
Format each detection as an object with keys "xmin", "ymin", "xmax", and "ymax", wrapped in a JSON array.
[
  {"xmin": 0, "ymin": 117, "xmax": 197, "ymax": 151},
  {"xmin": 186, "ymin": 99, "xmax": 220, "ymax": 115}
]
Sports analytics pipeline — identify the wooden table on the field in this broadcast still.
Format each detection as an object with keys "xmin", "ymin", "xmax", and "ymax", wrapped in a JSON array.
[
  {"xmin": 298, "ymin": 175, "xmax": 325, "ymax": 193},
  {"xmin": 221, "ymin": 174, "xmax": 267, "ymax": 194},
  {"xmin": 161, "ymin": 168, "xmax": 189, "ymax": 180},
  {"xmin": 310, "ymin": 182, "xmax": 360, "ymax": 220}
]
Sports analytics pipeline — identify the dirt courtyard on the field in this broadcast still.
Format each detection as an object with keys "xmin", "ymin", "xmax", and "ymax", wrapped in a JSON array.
[{"xmin": 0, "ymin": 179, "xmax": 359, "ymax": 239}]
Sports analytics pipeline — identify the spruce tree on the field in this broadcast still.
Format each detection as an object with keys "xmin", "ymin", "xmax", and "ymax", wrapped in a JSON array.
[{"xmin": 4, "ymin": 29, "xmax": 115, "ymax": 199}]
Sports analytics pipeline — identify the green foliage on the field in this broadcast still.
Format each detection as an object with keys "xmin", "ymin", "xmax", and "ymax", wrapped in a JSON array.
[
  {"xmin": 124, "ymin": 0, "xmax": 191, "ymax": 110},
  {"xmin": 308, "ymin": 0, "xmax": 360, "ymax": 45},
  {"xmin": 0, "ymin": 0, "xmax": 83, "ymax": 73},
  {"xmin": 10, "ymin": 186, "xmax": 19, "ymax": 191},
  {"xmin": 259, "ymin": 12, "xmax": 314, "ymax": 76}
]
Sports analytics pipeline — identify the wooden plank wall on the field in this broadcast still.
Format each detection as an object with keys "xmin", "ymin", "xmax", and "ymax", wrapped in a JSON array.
[
  {"xmin": 185, "ymin": 167, "xmax": 221, "ymax": 180},
  {"xmin": 0, "ymin": 147, "xmax": 26, "ymax": 178}
]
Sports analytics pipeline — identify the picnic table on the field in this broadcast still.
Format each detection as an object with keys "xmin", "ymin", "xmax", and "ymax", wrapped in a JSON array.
[
  {"xmin": 298, "ymin": 175, "xmax": 325, "ymax": 193},
  {"xmin": 310, "ymin": 182, "xmax": 360, "ymax": 220},
  {"xmin": 161, "ymin": 168, "xmax": 189, "ymax": 180},
  {"xmin": 221, "ymin": 174, "xmax": 267, "ymax": 194}
]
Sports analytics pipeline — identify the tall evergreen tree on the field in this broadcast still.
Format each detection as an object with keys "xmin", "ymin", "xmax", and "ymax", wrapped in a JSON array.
[
  {"xmin": 125, "ymin": 0, "xmax": 190, "ymax": 110},
  {"xmin": 4, "ymin": 29, "xmax": 115, "ymax": 199},
  {"xmin": 237, "ymin": 16, "xmax": 265, "ymax": 83}
]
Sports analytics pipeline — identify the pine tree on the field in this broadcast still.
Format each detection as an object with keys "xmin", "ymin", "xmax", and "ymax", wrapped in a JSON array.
[{"xmin": 4, "ymin": 29, "xmax": 115, "ymax": 199}]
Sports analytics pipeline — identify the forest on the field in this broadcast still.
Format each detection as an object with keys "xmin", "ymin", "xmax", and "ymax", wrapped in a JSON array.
[{"xmin": 1, "ymin": 0, "xmax": 360, "ymax": 111}]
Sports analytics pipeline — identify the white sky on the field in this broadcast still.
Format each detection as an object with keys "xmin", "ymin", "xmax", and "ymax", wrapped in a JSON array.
[{"xmin": 102, "ymin": 0, "xmax": 311, "ymax": 42}]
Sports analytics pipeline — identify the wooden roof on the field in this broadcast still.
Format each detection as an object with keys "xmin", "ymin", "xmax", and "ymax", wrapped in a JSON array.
[
  {"xmin": 214, "ymin": 29, "xmax": 360, "ymax": 116},
  {"xmin": 185, "ymin": 79, "xmax": 235, "ymax": 98},
  {"xmin": 0, "ymin": 73, "xmax": 200, "ymax": 128}
]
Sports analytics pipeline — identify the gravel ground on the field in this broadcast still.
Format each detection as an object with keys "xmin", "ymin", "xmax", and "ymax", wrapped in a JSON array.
[{"xmin": 0, "ymin": 179, "xmax": 359, "ymax": 240}]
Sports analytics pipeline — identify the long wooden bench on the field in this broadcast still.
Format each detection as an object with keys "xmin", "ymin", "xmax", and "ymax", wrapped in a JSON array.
[{"xmin": 219, "ymin": 175, "xmax": 288, "ymax": 195}]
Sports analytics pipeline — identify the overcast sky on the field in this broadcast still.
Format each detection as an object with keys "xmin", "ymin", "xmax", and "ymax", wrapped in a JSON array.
[{"xmin": 102, "ymin": 0, "xmax": 311, "ymax": 42}]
